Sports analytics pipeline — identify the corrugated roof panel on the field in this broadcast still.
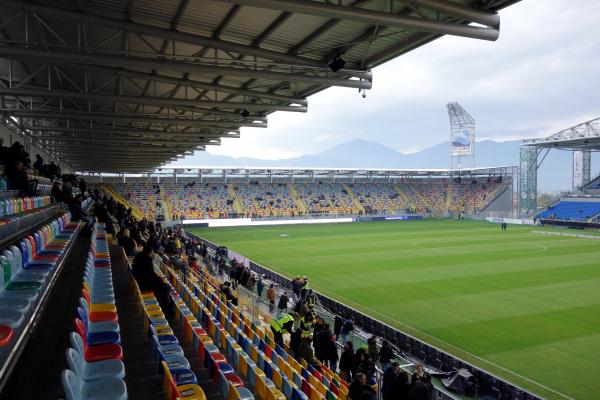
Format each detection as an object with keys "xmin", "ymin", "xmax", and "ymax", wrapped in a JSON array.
[
  {"xmin": 258, "ymin": 13, "xmax": 330, "ymax": 55},
  {"xmin": 222, "ymin": 6, "xmax": 292, "ymax": 49},
  {"xmin": 177, "ymin": 0, "xmax": 237, "ymax": 38}
]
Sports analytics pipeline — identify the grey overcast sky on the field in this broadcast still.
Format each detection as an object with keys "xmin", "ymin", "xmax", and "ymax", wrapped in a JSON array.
[{"xmin": 183, "ymin": 0, "xmax": 600, "ymax": 161}]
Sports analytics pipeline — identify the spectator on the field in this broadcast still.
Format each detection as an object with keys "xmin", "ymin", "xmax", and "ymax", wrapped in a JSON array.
[
  {"xmin": 292, "ymin": 276, "xmax": 302, "ymax": 300},
  {"xmin": 341, "ymin": 318, "xmax": 354, "ymax": 344},
  {"xmin": 339, "ymin": 341, "xmax": 355, "ymax": 382},
  {"xmin": 118, "ymin": 228, "xmax": 138, "ymax": 257},
  {"xmin": 348, "ymin": 373, "xmax": 376, "ymax": 400},
  {"xmin": 379, "ymin": 340, "xmax": 394, "ymax": 372},
  {"xmin": 278, "ymin": 291, "xmax": 289, "ymax": 312},
  {"xmin": 367, "ymin": 335, "xmax": 379, "ymax": 362},
  {"xmin": 7, "ymin": 159, "xmax": 36, "ymax": 195},
  {"xmin": 51, "ymin": 182, "xmax": 63, "ymax": 203},
  {"xmin": 256, "ymin": 275, "xmax": 264, "ymax": 299},
  {"xmin": 334, "ymin": 314, "xmax": 344, "ymax": 338},
  {"xmin": 33, "ymin": 154, "xmax": 44, "ymax": 175},
  {"xmin": 408, "ymin": 374, "xmax": 432, "ymax": 400},
  {"xmin": 324, "ymin": 334, "xmax": 339, "ymax": 371},
  {"xmin": 267, "ymin": 284, "xmax": 276, "ymax": 312},
  {"xmin": 383, "ymin": 362, "xmax": 407, "ymax": 400},
  {"xmin": 132, "ymin": 245, "xmax": 172, "ymax": 317},
  {"xmin": 188, "ymin": 257, "xmax": 200, "ymax": 274}
]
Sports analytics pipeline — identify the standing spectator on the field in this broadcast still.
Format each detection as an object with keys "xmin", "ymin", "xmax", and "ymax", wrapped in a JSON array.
[
  {"xmin": 334, "ymin": 314, "xmax": 344, "ymax": 338},
  {"xmin": 51, "ymin": 181, "xmax": 63, "ymax": 203},
  {"xmin": 256, "ymin": 275, "xmax": 265, "ymax": 299},
  {"xmin": 324, "ymin": 334, "xmax": 339, "ymax": 371},
  {"xmin": 300, "ymin": 276, "xmax": 310, "ymax": 298},
  {"xmin": 292, "ymin": 276, "xmax": 302, "ymax": 300},
  {"xmin": 382, "ymin": 362, "xmax": 403, "ymax": 400},
  {"xmin": 379, "ymin": 340, "xmax": 394, "ymax": 372},
  {"xmin": 339, "ymin": 341, "xmax": 355, "ymax": 382},
  {"xmin": 33, "ymin": 154, "xmax": 44, "ymax": 175},
  {"xmin": 118, "ymin": 228, "xmax": 138, "ymax": 257},
  {"xmin": 278, "ymin": 291, "xmax": 289, "ymax": 313},
  {"xmin": 341, "ymin": 318, "xmax": 354, "ymax": 344},
  {"xmin": 367, "ymin": 335, "xmax": 379, "ymax": 362},
  {"xmin": 267, "ymin": 284, "xmax": 276, "ymax": 312},
  {"xmin": 408, "ymin": 374, "xmax": 432, "ymax": 400}
]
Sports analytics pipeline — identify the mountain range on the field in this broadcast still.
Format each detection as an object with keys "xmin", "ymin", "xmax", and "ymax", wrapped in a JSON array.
[{"xmin": 172, "ymin": 139, "xmax": 600, "ymax": 192}]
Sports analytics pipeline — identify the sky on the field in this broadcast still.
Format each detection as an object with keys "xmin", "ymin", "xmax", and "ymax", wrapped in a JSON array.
[{"xmin": 175, "ymin": 0, "xmax": 600, "ymax": 162}]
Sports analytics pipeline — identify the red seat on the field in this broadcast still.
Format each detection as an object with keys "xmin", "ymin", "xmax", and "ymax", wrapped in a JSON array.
[
  {"xmin": 75, "ymin": 319, "xmax": 123, "ymax": 362},
  {"xmin": 225, "ymin": 373, "xmax": 244, "ymax": 387},
  {"xmin": 0, "ymin": 325, "xmax": 14, "ymax": 346}
]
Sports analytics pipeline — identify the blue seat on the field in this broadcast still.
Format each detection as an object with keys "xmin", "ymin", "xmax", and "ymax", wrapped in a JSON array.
[
  {"xmin": 77, "ymin": 308, "xmax": 120, "ymax": 334},
  {"xmin": 173, "ymin": 369, "xmax": 198, "ymax": 386},
  {"xmin": 164, "ymin": 354, "xmax": 191, "ymax": 372},
  {"xmin": 61, "ymin": 369, "xmax": 127, "ymax": 400},
  {"xmin": 66, "ymin": 348, "xmax": 125, "ymax": 382}
]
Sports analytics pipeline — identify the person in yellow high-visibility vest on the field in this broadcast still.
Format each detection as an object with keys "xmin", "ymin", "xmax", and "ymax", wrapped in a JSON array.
[{"xmin": 270, "ymin": 313, "xmax": 297, "ymax": 346}]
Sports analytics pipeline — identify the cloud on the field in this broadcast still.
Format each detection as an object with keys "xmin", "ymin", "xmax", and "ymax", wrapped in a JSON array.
[{"xmin": 174, "ymin": 0, "xmax": 600, "ymax": 164}]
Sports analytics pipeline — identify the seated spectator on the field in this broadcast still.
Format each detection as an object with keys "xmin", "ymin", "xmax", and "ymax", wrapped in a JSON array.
[{"xmin": 7, "ymin": 159, "xmax": 37, "ymax": 196}]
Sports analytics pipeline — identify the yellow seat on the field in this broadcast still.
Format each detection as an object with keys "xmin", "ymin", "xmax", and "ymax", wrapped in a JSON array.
[
  {"xmin": 177, "ymin": 384, "xmax": 206, "ymax": 400},
  {"xmin": 90, "ymin": 303, "xmax": 116, "ymax": 313},
  {"xmin": 154, "ymin": 326, "xmax": 175, "ymax": 336},
  {"xmin": 267, "ymin": 387, "xmax": 286, "ymax": 400}
]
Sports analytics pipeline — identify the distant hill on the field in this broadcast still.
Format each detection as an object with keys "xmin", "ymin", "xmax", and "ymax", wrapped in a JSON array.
[{"xmin": 172, "ymin": 139, "xmax": 600, "ymax": 192}]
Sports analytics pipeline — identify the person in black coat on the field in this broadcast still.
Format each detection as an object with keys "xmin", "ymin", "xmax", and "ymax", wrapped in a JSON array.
[
  {"xmin": 339, "ymin": 341, "xmax": 355, "ymax": 382},
  {"xmin": 132, "ymin": 245, "xmax": 172, "ymax": 317},
  {"xmin": 379, "ymin": 340, "xmax": 395, "ymax": 372},
  {"xmin": 408, "ymin": 374, "xmax": 432, "ymax": 400},
  {"xmin": 348, "ymin": 373, "xmax": 376, "ymax": 400},
  {"xmin": 323, "ymin": 334, "xmax": 339, "ymax": 371},
  {"xmin": 382, "ymin": 363, "xmax": 399, "ymax": 400},
  {"xmin": 334, "ymin": 314, "xmax": 343, "ymax": 338},
  {"xmin": 278, "ymin": 292, "xmax": 289, "ymax": 312}
]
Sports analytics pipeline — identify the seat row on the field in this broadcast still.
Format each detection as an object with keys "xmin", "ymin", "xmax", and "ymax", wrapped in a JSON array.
[
  {"xmin": 61, "ymin": 224, "xmax": 128, "ymax": 400},
  {"xmin": 0, "ymin": 195, "xmax": 52, "ymax": 224},
  {"xmin": 162, "ymin": 263, "xmax": 349, "ymax": 400},
  {"xmin": 129, "ymin": 261, "xmax": 206, "ymax": 399},
  {"xmin": 150, "ymin": 265, "xmax": 252, "ymax": 400},
  {"xmin": 0, "ymin": 213, "xmax": 80, "ymax": 349}
]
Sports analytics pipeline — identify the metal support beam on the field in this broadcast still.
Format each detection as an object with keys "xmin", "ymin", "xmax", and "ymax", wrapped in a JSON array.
[
  {"xmin": 7, "ymin": 110, "xmax": 267, "ymax": 128},
  {"xmin": 214, "ymin": 0, "xmax": 499, "ymax": 41},
  {"xmin": 0, "ymin": 47, "xmax": 373, "ymax": 90},
  {"xmin": 0, "ymin": 0, "xmax": 324, "ymax": 67},
  {"xmin": 0, "ymin": 87, "xmax": 306, "ymax": 112},
  {"xmin": 80, "ymin": 65, "xmax": 308, "ymax": 104},
  {"xmin": 24, "ymin": 125, "xmax": 240, "ymax": 138}
]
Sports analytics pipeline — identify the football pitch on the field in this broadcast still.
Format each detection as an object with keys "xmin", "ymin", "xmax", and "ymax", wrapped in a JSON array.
[{"xmin": 187, "ymin": 220, "xmax": 600, "ymax": 400}]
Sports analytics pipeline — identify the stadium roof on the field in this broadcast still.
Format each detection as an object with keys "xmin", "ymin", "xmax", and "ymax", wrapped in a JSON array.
[
  {"xmin": 522, "ymin": 116, "xmax": 600, "ymax": 151},
  {"xmin": 104, "ymin": 165, "xmax": 518, "ymax": 178},
  {"xmin": 0, "ymin": 0, "xmax": 519, "ymax": 173}
]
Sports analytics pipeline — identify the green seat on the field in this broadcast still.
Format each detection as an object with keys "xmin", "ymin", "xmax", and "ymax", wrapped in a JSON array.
[{"xmin": 1, "ymin": 255, "xmax": 42, "ymax": 293}]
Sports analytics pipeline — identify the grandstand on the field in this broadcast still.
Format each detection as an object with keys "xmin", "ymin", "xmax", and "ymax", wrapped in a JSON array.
[{"xmin": 103, "ymin": 168, "xmax": 514, "ymax": 221}]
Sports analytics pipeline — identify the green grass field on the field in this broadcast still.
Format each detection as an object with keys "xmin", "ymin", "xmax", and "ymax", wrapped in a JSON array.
[{"xmin": 188, "ymin": 220, "xmax": 600, "ymax": 400}]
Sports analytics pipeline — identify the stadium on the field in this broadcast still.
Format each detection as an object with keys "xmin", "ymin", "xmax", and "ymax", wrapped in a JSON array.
[{"xmin": 0, "ymin": 1, "xmax": 599, "ymax": 400}]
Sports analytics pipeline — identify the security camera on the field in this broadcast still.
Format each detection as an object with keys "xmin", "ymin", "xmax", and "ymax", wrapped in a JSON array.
[{"xmin": 362, "ymin": 91, "xmax": 367, "ymax": 99}]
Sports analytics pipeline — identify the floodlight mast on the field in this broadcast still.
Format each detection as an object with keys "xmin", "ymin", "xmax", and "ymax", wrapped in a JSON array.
[{"xmin": 447, "ymin": 102, "xmax": 476, "ymax": 170}]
